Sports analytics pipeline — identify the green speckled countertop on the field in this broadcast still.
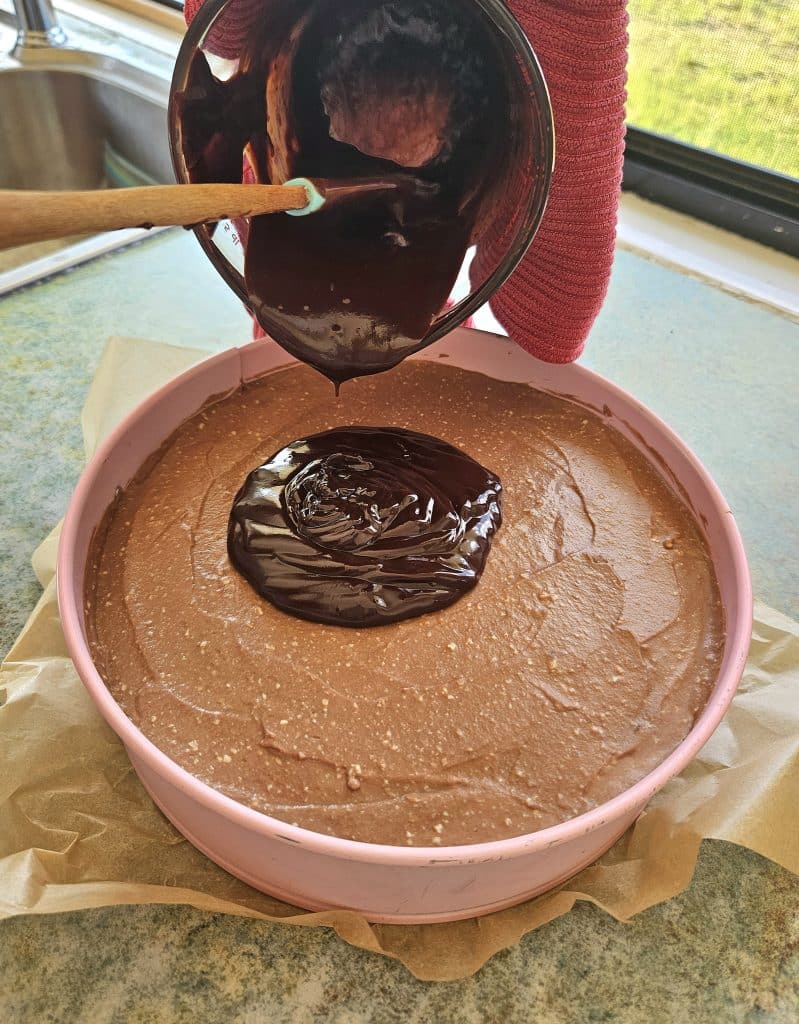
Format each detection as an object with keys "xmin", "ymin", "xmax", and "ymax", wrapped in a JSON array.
[{"xmin": 1, "ymin": 233, "xmax": 797, "ymax": 1021}]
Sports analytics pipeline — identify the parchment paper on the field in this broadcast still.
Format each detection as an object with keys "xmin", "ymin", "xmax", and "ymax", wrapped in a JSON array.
[{"xmin": 1, "ymin": 336, "xmax": 797, "ymax": 981}]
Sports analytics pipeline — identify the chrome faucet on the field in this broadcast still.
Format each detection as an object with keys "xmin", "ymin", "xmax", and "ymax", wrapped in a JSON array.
[{"xmin": 12, "ymin": 0, "xmax": 67, "ymax": 50}]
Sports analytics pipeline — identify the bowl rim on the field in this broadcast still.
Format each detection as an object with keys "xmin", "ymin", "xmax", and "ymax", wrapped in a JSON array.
[
  {"xmin": 57, "ymin": 334, "xmax": 753, "ymax": 867},
  {"xmin": 166, "ymin": 0, "xmax": 556, "ymax": 364}
]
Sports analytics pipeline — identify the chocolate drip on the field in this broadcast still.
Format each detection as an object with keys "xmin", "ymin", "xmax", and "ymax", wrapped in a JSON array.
[
  {"xmin": 228, "ymin": 426, "xmax": 502, "ymax": 626},
  {"xmin": 174, "ymin": 0, "xmax": 509, "ymax": 384}
]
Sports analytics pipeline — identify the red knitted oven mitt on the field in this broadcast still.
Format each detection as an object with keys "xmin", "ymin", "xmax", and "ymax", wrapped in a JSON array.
[{"xmin": 183, "ymin": 0, "xmax": 628, "ymax": 364}]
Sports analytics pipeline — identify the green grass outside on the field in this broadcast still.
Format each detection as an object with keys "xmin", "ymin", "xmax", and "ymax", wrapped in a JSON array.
[{"xmin": 627, "ymin": 0, "xmax": 798, "ymax": 177}]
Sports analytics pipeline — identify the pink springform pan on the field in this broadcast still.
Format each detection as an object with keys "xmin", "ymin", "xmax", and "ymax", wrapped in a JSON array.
[{"xmin": 57, "ymin": 328, "xmax": 752, "ymax": 924}]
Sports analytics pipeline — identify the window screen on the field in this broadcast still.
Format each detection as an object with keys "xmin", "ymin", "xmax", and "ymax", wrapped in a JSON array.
[{"xmin": 627, "ymin": 0, "xmax": 798, "ymax": 179}]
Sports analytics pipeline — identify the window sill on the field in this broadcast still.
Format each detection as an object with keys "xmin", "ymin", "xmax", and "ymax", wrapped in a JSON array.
[{"xmin": 617, "ymin": 194, "xmax": 798, "ymax": 321}]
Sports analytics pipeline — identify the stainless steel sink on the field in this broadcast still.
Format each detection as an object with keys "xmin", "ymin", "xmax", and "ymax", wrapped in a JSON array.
[{"xmin": 0, "ymin": 13, "xmax": 173, "ymax": 294}]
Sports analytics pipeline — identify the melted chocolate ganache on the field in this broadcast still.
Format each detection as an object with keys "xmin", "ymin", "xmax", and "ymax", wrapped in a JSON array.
[
  {"xmin": 174, "ymin": 0, "xmax": 512, "ymax": 626},
  {"xmin": 229, "ymin": 427, "xmax": 502, "ymax": 626},
  {"xmin": 175, "ymin": 0, "xmax": 509, "ymax": 383}
]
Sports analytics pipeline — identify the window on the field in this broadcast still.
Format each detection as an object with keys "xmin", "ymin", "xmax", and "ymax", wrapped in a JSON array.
[
  {"xmin": 624, "ymin": 0, "xmax": 798, "ymax": 254},
  {"xmin": 627, "ymin": 0, "xmax": 797, "ymax": 178}
]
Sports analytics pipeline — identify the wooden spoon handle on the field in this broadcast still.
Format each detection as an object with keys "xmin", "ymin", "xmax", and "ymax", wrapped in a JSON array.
[{"xmin": 0, "ymin": 183, "xmax": 310, "ymax": 250}]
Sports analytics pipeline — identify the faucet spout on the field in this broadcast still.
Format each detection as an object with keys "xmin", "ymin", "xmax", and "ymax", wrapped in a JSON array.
[{"xmin": 13, "ymin": 0, "xmax": 68, "ymax": 50}]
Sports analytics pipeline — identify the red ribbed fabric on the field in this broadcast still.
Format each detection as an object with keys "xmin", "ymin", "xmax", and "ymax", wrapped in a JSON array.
[
  {"xmin": 473, "ymin": 0, "xmax": 628, "ymax": 362},
  {"xmin": 184, "ymin": 0, "xmax": 627, "ymax": 362},
  {"xmin": 184, "ymin": 0, "xmax": 262, "ymax": 59}
]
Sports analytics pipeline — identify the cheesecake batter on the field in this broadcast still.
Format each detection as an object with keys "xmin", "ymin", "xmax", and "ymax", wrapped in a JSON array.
[{"xmin": 85, "ymin": 360, "xmax": 724, "ymax": 846}]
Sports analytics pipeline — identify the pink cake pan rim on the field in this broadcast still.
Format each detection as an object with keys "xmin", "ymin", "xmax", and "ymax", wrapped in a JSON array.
[{"xmin": 57, "ymin": 328, "xmax": 752, "ymax": 870}]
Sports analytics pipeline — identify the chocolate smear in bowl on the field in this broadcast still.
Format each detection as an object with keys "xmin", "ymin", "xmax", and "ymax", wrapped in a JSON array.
[{"xmin": 175, "ymin": 0, "xmax": 510, "ymax": 384}]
